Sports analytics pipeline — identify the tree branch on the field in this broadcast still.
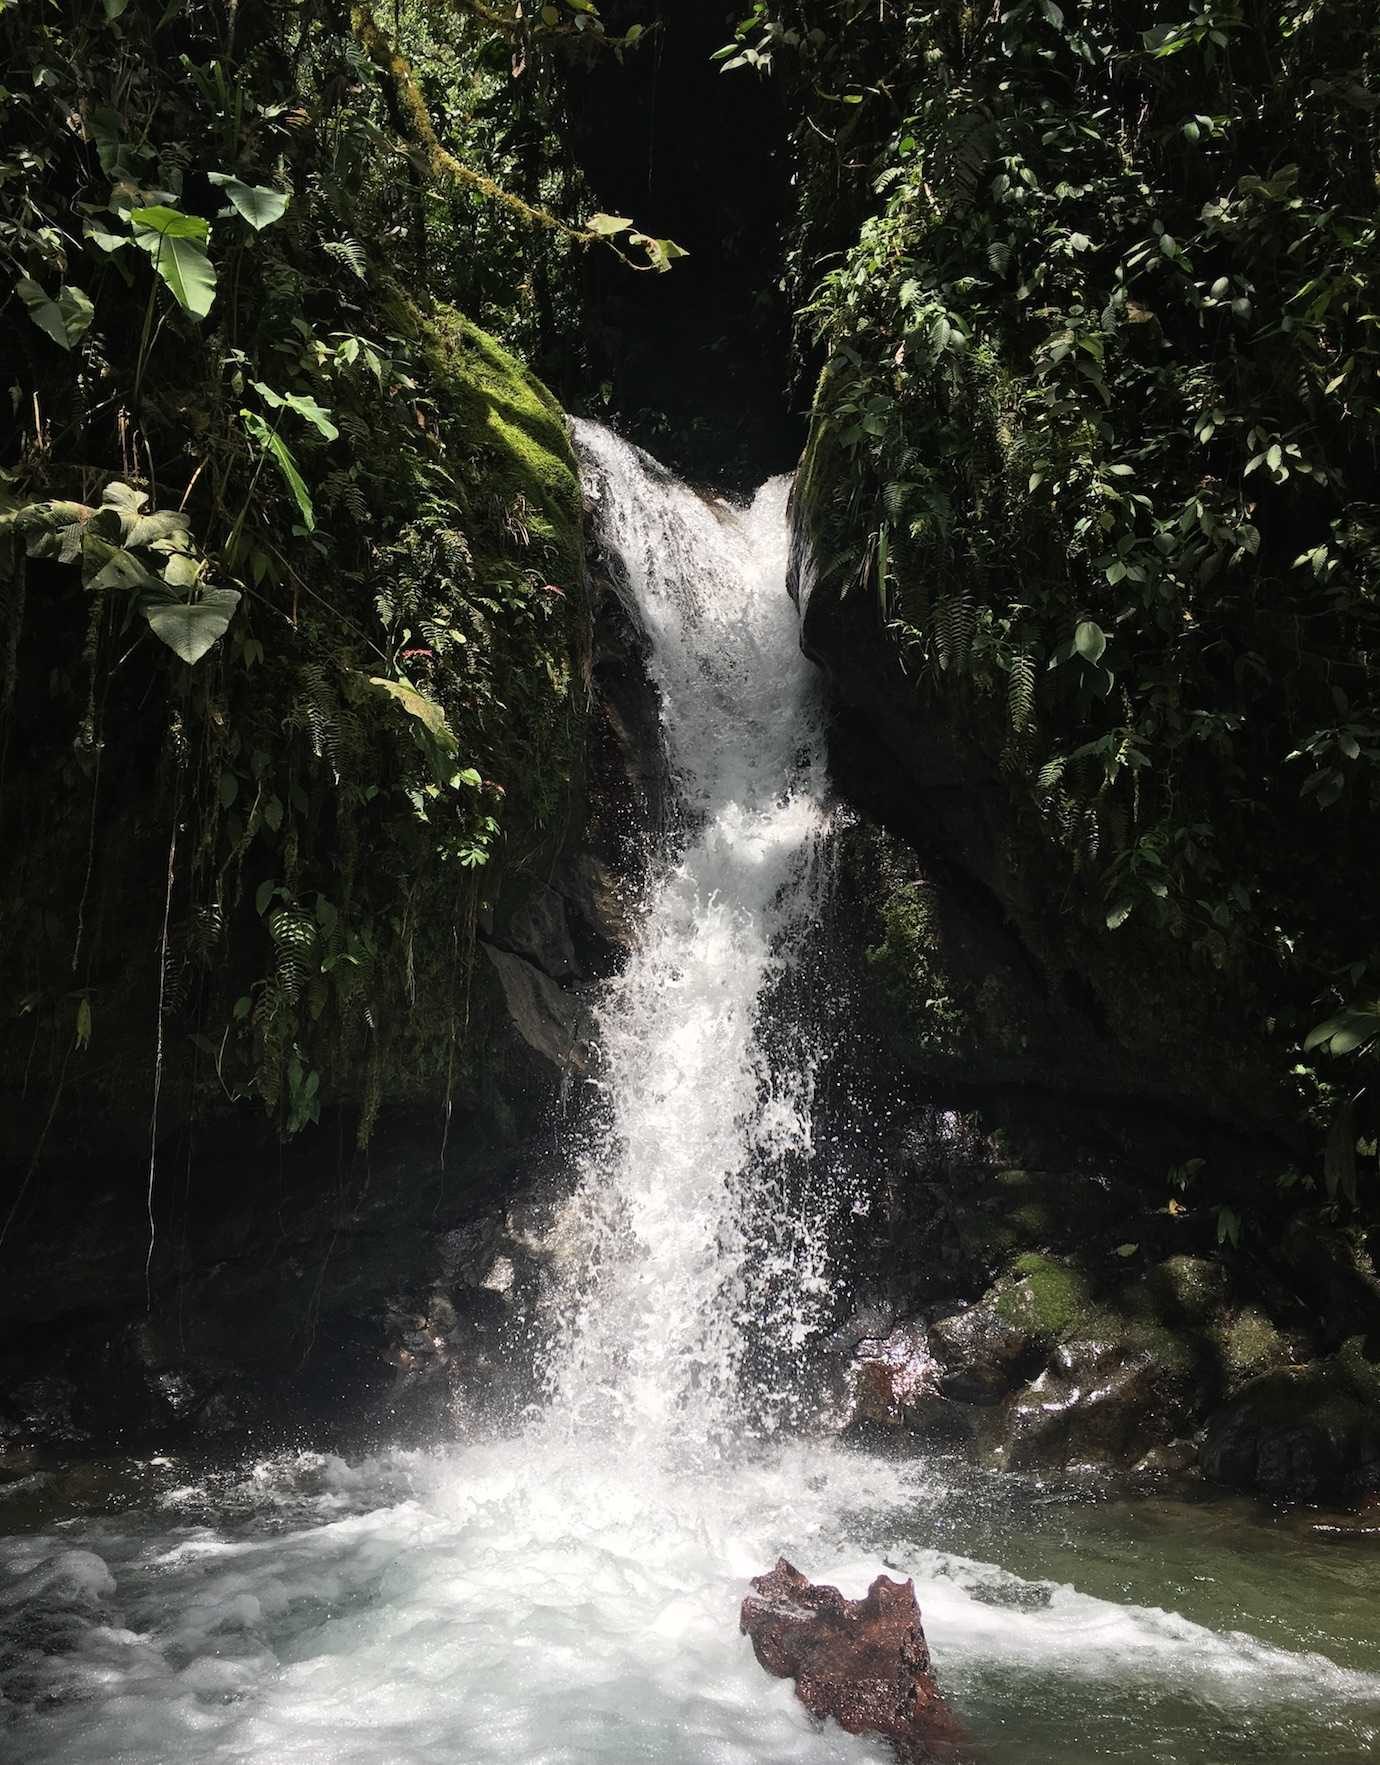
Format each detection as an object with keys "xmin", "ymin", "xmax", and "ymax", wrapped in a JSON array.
[{"xmin": 349, "ymin": 2, "xmax": 596, "ymax": 244}]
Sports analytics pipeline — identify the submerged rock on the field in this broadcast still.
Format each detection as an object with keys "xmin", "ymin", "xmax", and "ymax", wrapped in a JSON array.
[{"xmin": 740, "ymin": 1557, "xmax": 968, "ymax": 1761}]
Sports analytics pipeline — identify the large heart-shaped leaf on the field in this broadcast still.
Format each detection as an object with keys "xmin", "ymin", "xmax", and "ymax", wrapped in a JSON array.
[
  {"xmin": 84, "ymin": 538, "xmax": 163, "ymax": 591},
  {"xmin": 15, "ymin": 278, "xmax": 94, "ymax": 349},
  {"xmin": 208, "ymin": 172, "xmax": 290, "ymax": 231},
  {"xmin": 142, "ymin": 587, "xmax": 241, "ymax": 664},
  {"xmin": 130, "ymin": 206, "xmax": 216, "ymax": 318}
]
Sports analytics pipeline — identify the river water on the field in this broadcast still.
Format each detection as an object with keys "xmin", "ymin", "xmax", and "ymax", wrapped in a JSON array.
[{"xmin": 2, "ymin": 425, "xmax": 1378, "ymax": 1763}]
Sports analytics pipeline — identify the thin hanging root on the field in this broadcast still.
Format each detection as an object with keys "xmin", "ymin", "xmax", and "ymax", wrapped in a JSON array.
[{"xmin": 145, "ymin": 809, "xmax": 178, "ymax": 1310}]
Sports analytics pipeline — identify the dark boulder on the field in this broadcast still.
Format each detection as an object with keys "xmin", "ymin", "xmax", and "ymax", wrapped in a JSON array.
[
  {"xmin": 740, "ymin": 1557, "xmax": 968, "ymax": 1762},
  {"xmin": 1202, "ymin": 1362, "xmax": 1380, "ymax": 1505},
  {"xmin": 992, "ymin": 1336, "xmax": 1196, "ymax": 1473}
]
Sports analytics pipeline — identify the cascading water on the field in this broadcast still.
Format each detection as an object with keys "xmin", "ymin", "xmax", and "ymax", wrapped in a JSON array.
[
  {"xmin": 549, "ymin": 420, "xmax": 843, "ymax": 1451},
  {"xmin": 3, "ymin": 425, "xmax": 1379, "ymax": 1765}
]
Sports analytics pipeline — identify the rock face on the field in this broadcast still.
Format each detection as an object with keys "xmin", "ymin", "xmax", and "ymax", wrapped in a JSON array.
[{"xmin": 740, "ymin": 1558, "xmax": 968, "ymax": 1762}]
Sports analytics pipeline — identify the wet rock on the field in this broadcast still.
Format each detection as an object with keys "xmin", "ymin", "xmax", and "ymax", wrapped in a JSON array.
[
  {"xmin": 740, "ymin": 1558, "xmax": 968, "ymax": 1762},
  {"xmin": 503, "ymin": 884, "xmax": 580, "ymax": 982},
  {"xmin": 1132, "ymin": 1438, "xmax": 1200, "ymax": 1477},
  {"xmin": 850, "ymin": 1324, "xmax": 939, "ymax": 1425},
  {"xmin": 0, "ymin": 1377, "xmax": 84, "ymax": 1456},
  {"xmin": 966, "ymin": 1576, "xmax": 1053, "ymax": 1613},
  {"xmin": 929, "ymin": 1291, "xmax": 1038, "ymax": 1404},
  {"xmin": 994, "ymin": 1336, "xmax": 1195, "ymax": 1472},
  {"xmin": 481, "ymin": 942, "xmax": 589, "ymax": 1072},
  {"xmin": 1201, "ymin": 1362, "xmax": 1380, "ymax": 1505}
]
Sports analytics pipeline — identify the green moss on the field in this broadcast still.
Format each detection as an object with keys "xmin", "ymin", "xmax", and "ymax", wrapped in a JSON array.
[
  {"xmin": 996, "ymin": 1253, "xmax": 1094, "ymax": 1340},
  {"xmin": 1134, "ymin": 1255, "xmax": 1230, "ymax": 1328},
  {"xmin": 793, "ymin": 356, "xmax": 859, "ymax": 602},
  {"xmin": 1009, "ymin": 1201, "xmax": 1056, "ymax": 1240},
  {"xmin": 398, "ymin": 297, "xmax": 583, "ymax": 588},
  {"xmin": 1214, "ymin": 1307, "xmax": 1291, "ymax": 1390},
  {"xmin": 1338, "ymin": 1336, "xmax": 1380, "ymax": 1413}
]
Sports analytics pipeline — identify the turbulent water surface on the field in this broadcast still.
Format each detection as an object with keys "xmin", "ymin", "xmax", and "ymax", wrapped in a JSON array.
[{"xmin": 3, "ymin": 425, "xmax": 1379, "ymax": 1764}]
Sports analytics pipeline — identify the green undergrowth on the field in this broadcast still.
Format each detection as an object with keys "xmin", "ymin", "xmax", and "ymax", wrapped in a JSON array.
[
  {"xmin": 739, "ymin": 0, "xmax": 1380, "ymax": 1215},
  {"xmin": 0, "ymin": 0, "xmax": 592, "ymax": 1167}
]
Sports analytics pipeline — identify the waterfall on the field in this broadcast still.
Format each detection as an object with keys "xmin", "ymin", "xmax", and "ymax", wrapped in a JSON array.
[
  {"xmin": 4, "ymin": 426, "xmax": 1379, "ymax": 1765},
  {"xmin": 549, "ymin": 421, "xmax": 841, "ymax": 1451}
]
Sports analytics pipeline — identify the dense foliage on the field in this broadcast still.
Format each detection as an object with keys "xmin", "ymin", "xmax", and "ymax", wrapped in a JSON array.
[
  {"xmin": 725, "ymin": 0, "xmax": 1380, "ymax": 1204},
  {"xmin": 0, "ymin": 0, "xmax": 631, "ymax": 1165}
]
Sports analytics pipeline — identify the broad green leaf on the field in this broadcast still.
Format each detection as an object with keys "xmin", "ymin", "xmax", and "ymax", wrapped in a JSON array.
[
  {"xmin": 242, "ymin": 410, "xmax": 315, "ymax": 529},
  {"xmin": 85, "ymin": 542, "xmax": 162, "ymax": 592},
  {"xmin": 128, "ymin": 509, "xmax": 192, "ymax": 549},
  {"xmin": 251, "ymin": 382, "xmax": 339, "ymax": 440},
  {"xmin": 207, "ymin": 171, "xmax": 290, "ymax": 231},
  {"xmin": 84, "ymin": 224, "xmax": 129, "ymax": 253},
  {"xmin": 162, "ymin": 553, "xmax": 202, "ymax": 590},
  {"xmin": 364, "ymin": 675, "xmax": 460, "ymax": 755},
  {"xmin": 586, "ymin": 212, "xmax": 633, "ymax": 236},
  {"xmin": 1074, "ymin": 619, "xmax": 1106, "ymax": 663},
  {"xmin": 1304, "ymin": 1008, "xmax": 1380, "ymax": 1056},
  {"xmin": 130, "ymin": 204, "xmax": 208, "ymax": 240},
  {"xmin": 15, "ymin": 278, "xmax": 94, "ymax": 349},
  {"xmin": 142, "ymin": 586, "xmax": 241, "ymax": 664},
  {"xmin": 130, "ymin": 206, "xmax": 216, "ymax": 318}
]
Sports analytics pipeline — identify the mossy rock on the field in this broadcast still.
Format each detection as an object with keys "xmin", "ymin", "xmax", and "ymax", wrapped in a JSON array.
[
  {"xmin": 994, "ymin": 1253, "xmax": 1094, "ymax": 1341},
  {"xmin": 1213, "ymin": 1307, "xmax": 1293, "ymax": 1393},
  {"xmin": 394, "ymin": 296, "xmax": 583, "ymax": 588},
  {"xmin": 864, "ymin": 882, "xmax": 971, "ymax": 1057},
  {"xmin": 1133, "ymin": 1255, "xmax": 1230, "ymax": 1328}
]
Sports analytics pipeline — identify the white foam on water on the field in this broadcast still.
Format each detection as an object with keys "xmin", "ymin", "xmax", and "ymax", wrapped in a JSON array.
[
  {"xmin": 3, "ymin": 424, "xmax": 1379, "ymax": 1763},
  {"xmin": 5, "ymin": 1441, "xmax": 1380, "ymax": 1763}
]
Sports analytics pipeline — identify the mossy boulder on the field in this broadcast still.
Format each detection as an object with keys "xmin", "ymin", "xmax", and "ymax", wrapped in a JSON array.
[
  {"xmin": 994, "ymin": 1253, "xmax": 1095, "ymax": 1341},
  {"xmin": 415, "ymin": 302, "xmax": 583, "ymax": 588},
  {"xmin": 1202, "ymin": 1362, "xmax": 1380, "ymax": 1505}
]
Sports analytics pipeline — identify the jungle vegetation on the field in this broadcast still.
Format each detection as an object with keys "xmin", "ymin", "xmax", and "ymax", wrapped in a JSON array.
[
  {"xmin": 0, "ymin": 0, "xmax": 655, "ymax": 1172},
  {"xmin": 722, "ymin": 0, "xmax": 1380, "ymax": 1215},
  {"xmin": 2, "ymin": 0, "xmax": 1377, "ymax": 1234}
]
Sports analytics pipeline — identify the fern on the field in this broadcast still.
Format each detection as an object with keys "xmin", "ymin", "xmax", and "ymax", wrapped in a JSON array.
[
  {"xmin": 1036, "ymin": 755, "xmax": 1067, "ymax": 792},
  {"xmin": 320, "ymin": 468, "xmax": 370, "ymax": 525},
  {"xmin": 268, "ymin": 906, "xmax": 317, "ymax": 1004},
  {"xmin": 930, "ymin": 592, "xmax": 975, "ymax": 673},
  {"xmin": 1006, "ymin": 649, "xmax": 1036, "ymax": 735},
  {"xmin": 322, "ymin": 237, "xmax": 367, "ymax": 281}
]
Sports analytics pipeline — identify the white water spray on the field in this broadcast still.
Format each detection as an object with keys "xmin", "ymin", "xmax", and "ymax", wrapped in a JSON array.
[{"xmin": 550, "ymin": 421, "xmax": 839, "ymax": 1450}]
